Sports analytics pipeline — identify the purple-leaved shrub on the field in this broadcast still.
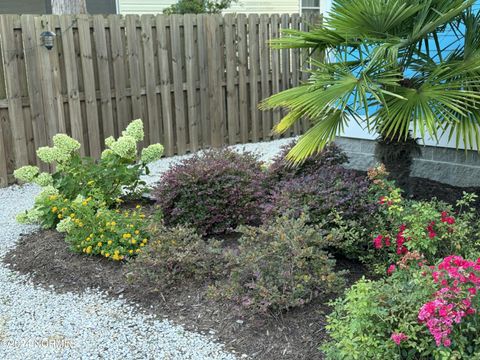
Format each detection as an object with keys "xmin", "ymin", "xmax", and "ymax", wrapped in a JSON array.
[
  {"xmin": 154, "ymin": 148, "xmax": 268, "ymax": 236},
  {"xmin": 262, "ymin": 167, "xmax": 374, "ymax": 227},
  {"xmin": 267, "ymin": 141, "xmax": 349, "ymax": 183}
]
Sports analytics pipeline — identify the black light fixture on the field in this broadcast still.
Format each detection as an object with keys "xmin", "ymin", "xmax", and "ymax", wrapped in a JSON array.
[{"xmin": 40, "ymin": 31, "xmax": 56, "ymax": 50}]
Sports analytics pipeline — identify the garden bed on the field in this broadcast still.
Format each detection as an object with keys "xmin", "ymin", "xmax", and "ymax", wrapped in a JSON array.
[
  {"xmin": 5, "ymin": 174, "xmax": 479, "ymax": 359},
  {"xmin": 5, "ymin": 226, "xmax": 365, "ymax": 360}
]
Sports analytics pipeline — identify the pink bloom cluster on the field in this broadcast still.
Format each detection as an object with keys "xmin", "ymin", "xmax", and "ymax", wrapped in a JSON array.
[
  {"xmin": 441, "ymin": 211, "xmax": 455, "ymax": 225},
  {"xmin": 391, "ymin": 332, "xmax": 408, "ymax": 345},
  {"xmin": 427, "ymin": 221, "xmax": 437, "ymax": 239},
  {"xmin": 396, "ymin": 224, "xmax": 408, "ymax": 255},
  {"xmin": 418, "ymin": 256, "xmax": 480, "ymax": 347},
  {"xmin": 373, "ymin": 224, "xmax": 408, "ymax": 254}
]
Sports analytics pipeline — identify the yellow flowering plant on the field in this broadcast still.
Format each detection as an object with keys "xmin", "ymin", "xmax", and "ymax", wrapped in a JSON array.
[{"xmin": 56, "ymin": 197, "xmax": 150, "ymax": 261}]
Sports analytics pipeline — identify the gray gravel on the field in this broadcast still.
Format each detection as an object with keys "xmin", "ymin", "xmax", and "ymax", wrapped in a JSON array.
[{"xmin": 0, "ymin": 138, "xmax": 292, "ymax": 360}]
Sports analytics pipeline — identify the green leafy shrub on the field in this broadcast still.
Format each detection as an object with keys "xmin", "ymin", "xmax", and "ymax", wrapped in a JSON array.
[
  {"xmin": 320, "ymin": 210, "xmax": 373, "ymax": 260},
  {"xmin": 211, "ymin": 215, "xmax": 346, "ymax": 314},
  {"xmin": 54, "ymin": 196, "xmax": 150, "ymax": 261},
  {"xmin": 126, "ymin": 224, "xmax": 225, "ymax": 288},
  {"xmin": 163, "ymin": 0, "xmax": 234, "ymax": 14},
  {"xmin": 154, "ymin": 148, "xmax": 268, "ymax": 236},
  {"xmin": 323, "ymin": 255, "xmax": 480, "ymax": 359},
  {"xmin": 15, "ymin": 119, "xmax": 164, "ymax": 229}
]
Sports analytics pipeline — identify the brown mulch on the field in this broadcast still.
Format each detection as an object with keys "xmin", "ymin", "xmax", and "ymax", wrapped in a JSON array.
[
  {"xmin": 4, "ymin": 228, "xmax": 365, "ymax": 360},
  {"xmin": 408, "ymin": 177, "xmax": 480, "ymax": 210}
]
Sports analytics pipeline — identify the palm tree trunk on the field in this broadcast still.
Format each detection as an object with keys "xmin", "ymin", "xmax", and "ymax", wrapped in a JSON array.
[{"xmin": 374, "ymin": 132, "xmax": 421, "ymax": 195}]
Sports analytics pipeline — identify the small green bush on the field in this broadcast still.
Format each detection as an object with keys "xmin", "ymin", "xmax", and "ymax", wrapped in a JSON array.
[
  {"xmin": 126, "ymin": 224, "xmax": 225, "ymax": 289},
  {"xmin": 211, "ymin": 215, "xmax": 346, "ymax": 314},
  {"xmin": 54, "ymin": 196, "xmax": 150, "ymax": 261}
]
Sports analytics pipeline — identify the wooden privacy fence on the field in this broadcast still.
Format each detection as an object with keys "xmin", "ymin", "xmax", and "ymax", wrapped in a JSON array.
[{"xmin": 0, "ymin": 13, "xmax": 316, "ymax": 187}]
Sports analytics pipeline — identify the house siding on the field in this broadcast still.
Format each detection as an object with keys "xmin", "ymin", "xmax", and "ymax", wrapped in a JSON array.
[
  {"xmin": 0, "ymin": 0, "xmax": 117, "ymax": 14},
  {"xmin": 118, "ymin": 0, "xmax": 299, "ymax": 14}
]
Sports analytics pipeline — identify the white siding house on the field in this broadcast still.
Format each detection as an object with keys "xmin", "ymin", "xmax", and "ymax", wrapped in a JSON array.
[{"xmin": 118, "ymin": 0, "xmax": 311, "ymax": 14}]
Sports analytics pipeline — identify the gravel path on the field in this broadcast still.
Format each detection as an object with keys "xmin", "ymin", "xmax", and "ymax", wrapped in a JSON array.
[{"xmin": 0, "ymin": 139, "xmax": 292, "ymax": 360}]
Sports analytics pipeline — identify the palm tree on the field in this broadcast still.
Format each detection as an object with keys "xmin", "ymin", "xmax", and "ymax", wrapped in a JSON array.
[{"xmin": 261, "ymin": 0, "xmax": 480, "ymax": 184}]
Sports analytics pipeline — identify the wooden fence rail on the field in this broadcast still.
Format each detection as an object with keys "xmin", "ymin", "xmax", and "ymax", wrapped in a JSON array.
[{"xmin": 0, "ymin": 13, "xmax": 315, "ymax": 187}]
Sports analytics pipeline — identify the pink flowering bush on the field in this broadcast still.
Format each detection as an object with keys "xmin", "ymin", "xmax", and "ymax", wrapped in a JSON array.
[
  {"xmin": 418, "ymin": 256, "xmax": 480, "ymax": 350},
  {"xmin": 323, "ymin": 255, "xmax": 480, "ymax": 358}
]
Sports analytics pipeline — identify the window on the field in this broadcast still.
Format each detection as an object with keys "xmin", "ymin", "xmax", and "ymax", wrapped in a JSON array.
[{"xmin": 301, "ymin": 0, "xmax": 321, "ymax": 16}]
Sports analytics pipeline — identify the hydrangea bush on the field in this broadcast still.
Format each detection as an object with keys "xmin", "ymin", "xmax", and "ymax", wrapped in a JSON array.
[
  {"xmin": 15, "ymin": 119, "xmax": 163, "ymax": 228},
  {"xmin": 154, "ymin": 148, "xmax": 268, "ymax": 236},
  {"xmin": 15, "ymin": 119, "xmax": 163, "ymax": 261}
]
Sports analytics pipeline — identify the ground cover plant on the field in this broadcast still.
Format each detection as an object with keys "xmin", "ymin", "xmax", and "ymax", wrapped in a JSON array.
[{"xmin": 14, "ymin": 119, "xmax": 164, "ymax": 260}]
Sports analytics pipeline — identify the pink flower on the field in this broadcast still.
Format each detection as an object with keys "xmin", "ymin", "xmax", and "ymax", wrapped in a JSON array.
[
  {"xmin": 373, "ymin": 235, "xmax": 383, "ymax": 249},
  {"xmin": 387, "ymin": 264, "xmax": 396, "ymax": 276},
  {"xmin": 441, "ymin": 211, "xmax": 456, "ymax": 225},
  {"xmin": 391, "ymin": 332, "xmax": 408, "ymax": 345},
  {"xmin": 427, "ymin": 222, "xmax": 437, "ymax": 238}
]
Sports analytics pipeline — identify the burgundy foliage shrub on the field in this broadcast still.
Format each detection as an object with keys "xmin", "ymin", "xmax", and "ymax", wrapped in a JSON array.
[
  {"xmin": 267, "ymin": 141, "xmax": 349, "ymax": 183},
  {"xmin": 154, "ymin": 148, "xmax": 268, "ymax": 236},
  {"xmin": 262, "ymin": 167, "xmax": 375, "ymax": 226}
]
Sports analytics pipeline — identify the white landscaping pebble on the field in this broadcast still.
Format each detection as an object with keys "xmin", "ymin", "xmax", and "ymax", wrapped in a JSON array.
[{"xmin": 0, "ymin": 138, "xmax": 292, "ymax": 360}]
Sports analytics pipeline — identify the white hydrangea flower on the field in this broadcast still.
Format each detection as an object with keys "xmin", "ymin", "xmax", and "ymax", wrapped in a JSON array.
[
  {"xmin": 33, "ymin": 172, "xmax": 54, "ymax": 186},
  {"xmin": 141, "ymin": 143, "xmax": 164, "ymax": 163},
  {"xmin": 35, "ymin": 186, "xmax": 59, "ymax": 202},
  {"xmin": 56, "ymin": 217, "xmax": 74, "ymax": 233},
  {"xmin": 105, "ymin": 136, "xmax": 116, "ymax": 148},
  {"xmin": 37, "ymin": 146, "xmax": 71, "ymax": 164},
  {"xmin": 72, "ymin": 194, "xmax": 85, "ymax": 205},
  {"xmin": 52, "ymin": 134, "xmax": 81, "ymax": 153},
  {"xmin": 122, "ymin": 119, "xmax": 144, "ymax": 142},
  {"xmin": 100, "ymin": 149, "xmax": 115, "ymax": 161},
  {"xmin": 13, "ymin": 165, "xmax": 39, "ymax": 183},
  {"xmin": 110, "ymin": 135, "xmax": 137, "ymax": 159},
  {"xmin": 16, "ymin": 209, "xmax": 42, "ymax": 225}
]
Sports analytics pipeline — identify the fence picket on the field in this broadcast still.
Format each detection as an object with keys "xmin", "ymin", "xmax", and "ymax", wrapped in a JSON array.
[
  {"xmin": 93, "ymin": 15, "xmax": 115, "ymax": 139},
  {"xmin": 0, "ymin": 15, "xmax": 28, "ymax": 168},
  {"xmin": 78, "ymin": 14, "xmax": 101, "ymax": 158}
]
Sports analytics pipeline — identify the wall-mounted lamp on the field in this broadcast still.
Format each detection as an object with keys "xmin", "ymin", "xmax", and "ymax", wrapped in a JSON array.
[{"xmin": 40, "ymin": 31, "xmax": 56, "ymax": 50}]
